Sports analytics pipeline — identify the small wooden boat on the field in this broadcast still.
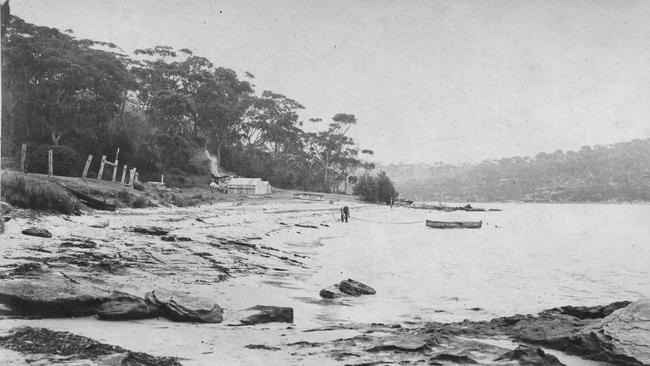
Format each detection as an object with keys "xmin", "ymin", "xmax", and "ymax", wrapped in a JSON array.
[{"xmin": 426, "ymin": 220, "xmax": 482, "ymax": 229}]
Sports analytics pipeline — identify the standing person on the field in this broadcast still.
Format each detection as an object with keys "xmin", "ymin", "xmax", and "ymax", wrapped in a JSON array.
[{"xmin": 343, "ymin": 206, "xmax": 350, "ymax": 223}]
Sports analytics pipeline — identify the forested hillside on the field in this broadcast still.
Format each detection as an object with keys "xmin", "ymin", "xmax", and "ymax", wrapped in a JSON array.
[
  {"xmin": 1, "ymin": 16, "xmax": 377, "ymax": 191},
  {"xmin": 380, "ymin": 139, "xmax": 650, "ymax": 202}
]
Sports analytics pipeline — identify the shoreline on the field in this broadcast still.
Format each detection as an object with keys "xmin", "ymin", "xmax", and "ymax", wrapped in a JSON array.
[{"xmin": 0, "ymin": 197, "xmax": 647, "ymax": 365}]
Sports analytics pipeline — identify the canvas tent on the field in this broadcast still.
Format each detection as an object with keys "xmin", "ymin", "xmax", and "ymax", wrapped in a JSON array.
[{"xmin": 226, "ymin": 178, "xmax": 271, "ymax": 195}]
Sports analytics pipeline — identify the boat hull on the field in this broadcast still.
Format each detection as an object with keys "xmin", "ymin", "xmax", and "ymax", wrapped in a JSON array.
[{"xmin": 426, "ymin": 220, "xmax": 482, "ymax": 229}]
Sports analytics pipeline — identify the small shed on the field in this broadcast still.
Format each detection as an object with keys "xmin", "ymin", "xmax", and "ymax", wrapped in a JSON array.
[{"xmin": 226, "ymin": 178, "xmax": 271, "ymax": 195}]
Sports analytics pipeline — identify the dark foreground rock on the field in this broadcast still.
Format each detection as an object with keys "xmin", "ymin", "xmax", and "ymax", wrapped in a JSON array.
[
  {"xmin": 0, "ymin": 277, "xmax": 111, "ymax": 317},
  {"xmin": 290, "ymin": 300, "xmax": 648, "ymax": 366},
  {"xmin": 21, "ymin": 227, "xmax": 52, "ymax": 238},
  {"xmin": 320, "ymin": 279, "xmax": 376, "ymax": 298},
  {"xmin": 543, "ymin": 299, "xmax": 650, "ymax": 365},
  {"xmin": 97, "ymin": 292, "xmax": 159, "ymax": 320},
  {"xmin": 0, "ymin": 327, "xmax": 181, "ymax": 365},
  {"xmin": 240, "ymin": 305, "xmax": 294, "ymax": 324},
  {"xmin": 145, "ymin": 291, "xmax": 223, "ymax": 323}
]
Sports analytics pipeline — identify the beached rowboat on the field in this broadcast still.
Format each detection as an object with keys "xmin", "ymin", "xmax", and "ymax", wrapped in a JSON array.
[{"xmin": 426, "ymin": 220, "xmax": 482, "ymax": 229}]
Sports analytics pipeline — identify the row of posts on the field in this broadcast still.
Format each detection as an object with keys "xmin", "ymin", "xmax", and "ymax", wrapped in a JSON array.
[
  {"xmin": 81, "ymin": 148, "xmax": 139, "ymax": 186},
  {"xmin": 18, "ymin": 144, "xmax": 164, "ymax": 187}
]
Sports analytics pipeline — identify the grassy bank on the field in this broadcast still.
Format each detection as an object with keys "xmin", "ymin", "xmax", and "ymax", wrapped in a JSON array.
[{"xmin": 1, "ymin": 171, "xmax": 81, "ymax": 214}]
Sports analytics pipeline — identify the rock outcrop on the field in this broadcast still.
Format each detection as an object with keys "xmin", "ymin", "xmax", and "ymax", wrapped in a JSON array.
[
  {"xmin": 97, "ymin": 292, "xmax": 159, "ymax": 320},
  {"xmin": 544, "ymin": 299, "xmax": 650, "ymax": 366},
  {"xmin": 145, "ymin": 291, "xmax": 223, "ymax": 323},
  {"xmin": 0, "ymin": 277, "xmax": 111, "ymax": 317}
]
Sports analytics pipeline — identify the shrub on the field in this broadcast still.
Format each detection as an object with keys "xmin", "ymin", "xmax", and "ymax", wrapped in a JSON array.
[
  {"xmin": 1, "ymin": 171, "xmax": 81, "ymax": 214},
  {"xmin": 353, "ymin": 171, "xmax": 398, "ymax": 204}
]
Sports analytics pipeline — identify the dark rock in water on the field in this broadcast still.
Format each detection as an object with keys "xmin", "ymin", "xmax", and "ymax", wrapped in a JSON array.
[
  {"xmin": 97, "ymin": 292, "xmax": 159, "ymax": 321},
  {"xmin": 495, "ymin": 345, "xmax": 565, "ymax": 365},
  {"xmin": 21, "ymin": 227, "xmax": 52, "ymax": 238},
  {"xmin": 319, "ymin": 285, "xmax": 347, "ymax": 299},
  {"xmin": 338, "ymin": 279, "xmax": 376, "ymax": 296},
  {"xmin": 0, "ymin": 327, "xmax": 181, "ymax": 365},
  {"xmin": 0, "ymin": 277, "xmax": 111, "ymax": 317},
  {"xmin": 240, "ymin": 305, "xmax": 294, "ymax": 325},
  {"xmin": 319, "ymin": 279, "xmax": 376, "ymax": 298},
  {"xmin": 145, "ymin": 291, "xmax": 223, "ymax": 323},
  {"xmin": 543, "ymin": 299, "xmax": 650, "ymax": 366},
  {"xmin": 132, "ymin": 226, "xmax": 169, "ymax": 236}
]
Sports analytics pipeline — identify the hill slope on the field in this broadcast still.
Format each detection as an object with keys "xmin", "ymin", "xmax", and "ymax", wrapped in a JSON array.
[{"xmin": 379, "ymin": 139, "xmax": 650, "ymax": 202}]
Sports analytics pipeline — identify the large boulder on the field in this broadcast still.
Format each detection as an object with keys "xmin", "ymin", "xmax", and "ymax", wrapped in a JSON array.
[
  {"xmin": 0, "ymin": 277, "xmax": 111, "ymax": 317},
  {"xmin": 545, "ymin": 299, "xmax": 650, "ymax": 366},
  {"xmin": 97, "ymin": 292, "xmax": 159, "ymax": 321},
  {"xmin": 145, "ymin": 291, "xmax": 223, "ymax": 323},
  {"xmin": 21, "ymin": 227, "xmax": 52, "ymax": 238},
  {"xmin": 240, "ymin": 305, "xmax": 294, "ymax": 325}
]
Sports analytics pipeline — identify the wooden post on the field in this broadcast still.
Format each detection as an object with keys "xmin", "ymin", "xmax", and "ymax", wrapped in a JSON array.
[
  {"xmin": 111, "ymin": 148, "xmax": 120, "ymax": 182},
  {"xmin": 82, "ymin": 155, "xmax": 93, "ymax": 180},
  {"xmin": 48, "ymin": 150, "xmax": 53, "ymax": 176},
  {"xmin": 128, "ymin": 168, "xmax": 136, "ymax": 187},
  {"xmin": 120, "ymin": 164, "xmax": 127, "ymax": 184},
  {"xmin": 20, "ymin": 144, "xmax": 26, "ymax": 175},
  {"xmin": 161, "ymin": 174, "xmax": 164, "ymax": 184},
  {"xmin": 97, "ymin": 155, "xmax": 107, "ymax": 180},
  {"xmin": 111, "ymin": 160, "xmax": 119, "ymax": 182}
]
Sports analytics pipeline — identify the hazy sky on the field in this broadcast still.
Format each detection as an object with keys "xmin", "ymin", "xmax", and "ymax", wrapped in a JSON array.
[{"xmin": 10, "ymin": 0, "xmax": 650, "ymax": 164}]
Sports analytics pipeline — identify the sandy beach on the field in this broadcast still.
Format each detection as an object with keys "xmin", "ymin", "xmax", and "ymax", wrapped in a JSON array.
[{"xmin": 1, "ymin": 197, "xmax": 649, "ymax": 365}]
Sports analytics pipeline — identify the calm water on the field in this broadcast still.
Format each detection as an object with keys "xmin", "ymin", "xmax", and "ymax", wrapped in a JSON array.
[{"xmin": 262, "ymin": 203, "xmax": 650, "ymax": 327}]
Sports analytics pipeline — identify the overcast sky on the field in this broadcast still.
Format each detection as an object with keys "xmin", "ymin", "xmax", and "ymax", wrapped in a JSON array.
[{"xmin": 11, "ymin": 0, "xmax": 650, "ymax": 164}]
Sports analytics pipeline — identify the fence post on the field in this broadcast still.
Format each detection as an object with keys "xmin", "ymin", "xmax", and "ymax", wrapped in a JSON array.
[
  {"xmin": 82, "ymin": 155, "xmax": 93, "ymax": 180},
  {"xmin": 111, "ymin": 160, "xmax": 119, "ymax": 182},
  {"xmin": 97, "ymin": 155, "xmax": 106, "ymax": 180},
  {"xmin": 120, "ymin": 164, "xmax": 127, "ymax": 184},
  {"xmin": 128, "ymin": 168, "xmax": 136, "ymax": 187},
  {"xmin": 48, "ymin": 150, "xmax": 53, "ymax": 176},
  {"xmin": 20, "ymin": 144, "xmax": 26, "ymax": 175},
  {"xmin": 161, "ymin": 174, "xmax": 164, "ymax": 184}
]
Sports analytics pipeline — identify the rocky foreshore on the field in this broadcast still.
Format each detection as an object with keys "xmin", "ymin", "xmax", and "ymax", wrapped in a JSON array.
[{"xmin": 0, "ymin": 198, "xmax": 648, "ymax": 365}]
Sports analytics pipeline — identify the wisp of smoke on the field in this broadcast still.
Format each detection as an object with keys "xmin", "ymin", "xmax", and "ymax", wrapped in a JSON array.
[{"xmin": 204, "ymin": 150, "xmax": 219, "ymax": 176}]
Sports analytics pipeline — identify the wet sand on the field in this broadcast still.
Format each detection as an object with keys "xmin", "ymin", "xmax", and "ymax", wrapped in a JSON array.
[{"xmin": 0, "ymin": 199, "xmax": 647, "ymax": 365}]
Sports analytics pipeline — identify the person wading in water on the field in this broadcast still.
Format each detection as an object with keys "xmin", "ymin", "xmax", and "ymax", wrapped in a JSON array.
[{"xmin": 341, "ymin": 206, "xmax": 350, "ymax": 223}]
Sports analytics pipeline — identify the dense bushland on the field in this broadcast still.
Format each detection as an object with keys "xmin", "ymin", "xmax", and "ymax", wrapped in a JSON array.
[{"xmin": 1, "ymin": 16, "xmax": 382, "ymax": 193}]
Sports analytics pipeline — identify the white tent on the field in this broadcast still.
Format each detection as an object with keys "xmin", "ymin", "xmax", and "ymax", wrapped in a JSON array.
[{"xmin": 226, "ymin": 178, "xmax": 271, "ymax": 195}]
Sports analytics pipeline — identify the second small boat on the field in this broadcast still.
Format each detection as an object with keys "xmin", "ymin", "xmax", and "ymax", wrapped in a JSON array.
[{"xmin": 426, "ymin": 220, "xmax": 482, "ymax": 229}]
